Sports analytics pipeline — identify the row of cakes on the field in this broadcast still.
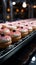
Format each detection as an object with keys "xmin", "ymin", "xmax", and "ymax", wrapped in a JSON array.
[{"xmin": 0, "ymin": 19, "xmax": 36, "ymax": 48}]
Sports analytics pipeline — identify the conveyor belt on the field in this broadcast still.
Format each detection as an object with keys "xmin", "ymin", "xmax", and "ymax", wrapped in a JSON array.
[{"xmin": 0, "ymin": 31, "xmax": 36, "ymax": 64}]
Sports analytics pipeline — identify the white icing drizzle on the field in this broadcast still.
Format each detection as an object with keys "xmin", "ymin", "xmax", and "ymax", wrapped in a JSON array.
[
  {"xmin": 12, "ymin": 33, "xmax": 20, "ymax": 37},
  {"xmin": 4, "ymin": 29, "xmax": 10, "ymax": 33},
  {"xmin": 28, "ymin": 27, "xmax": 33, "ymax": 30},
  {"xmin": 20, "ymin": 29, "xmax": 28, "ymax": 33}
]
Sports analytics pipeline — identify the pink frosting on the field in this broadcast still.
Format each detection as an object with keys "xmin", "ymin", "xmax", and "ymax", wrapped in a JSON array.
[
  {"xmin": 17, "ymin": 27, "xmax": 28, "ymax": 33},
  {"xmin": 10, "ymin": 30, "xmax": 21, "ymax": 37},
  {"xmin": 0, "ymin": 28, "xmax": 10, "ymax": 35},
  {"xmin": 0, "ymin": 35, "xmax": 11, "ymax": 42}
]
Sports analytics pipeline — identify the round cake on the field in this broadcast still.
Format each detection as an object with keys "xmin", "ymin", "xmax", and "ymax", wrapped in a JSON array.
[
  {"xmin": 10, "ymin": 30, "xmax": 21, "ymax": 43},
  {"xmin": 17, "ymin": 27, "xmax": 28, "ymax": 38},
  {"xmin": 0, "ymin": 34, "xmax": 12, "ymax": 48}
]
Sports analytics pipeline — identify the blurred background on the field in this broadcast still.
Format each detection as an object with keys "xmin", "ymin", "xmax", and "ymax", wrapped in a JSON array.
[{"xmin": 0, "ymin": 0, "xmax": 36, "ymax": 22}]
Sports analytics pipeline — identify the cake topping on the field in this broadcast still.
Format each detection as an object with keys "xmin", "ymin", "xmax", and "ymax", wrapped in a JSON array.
[
  {"xmin": 9, "ymin": 24, "xmax": 12, "ymax": 26},
  {"xmin": 1, "ymin": 33, "xmax": 4, "ymax": 36},
  {"xmin": 18, "ymin": 23, "xmax": 20, "ymax": 24},
  {"xmin": 1, "ymin": 27, "xmax": 4, "ymax": 29},
  {"xmin": 13, "ymin": 30, "xmax": 16, "ymax": 32},
  {"xmin": 31, "ymin": 22, "xmax": 33, "ymax": 24},
  {"xmin": 21, "ymin": 27, "xmax": 23, "ymax": 29},
  {"xmin": 26, "ymin": 25, "xmax": 28, "ymax": 26}
]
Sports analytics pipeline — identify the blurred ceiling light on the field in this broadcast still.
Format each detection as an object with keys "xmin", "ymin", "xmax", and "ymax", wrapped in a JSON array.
[
  {"xmin": 32, "ymin": 5, "xmax": 36, "ymax": 8},
  {"xmin": 32, "ymin": 56, "xmax": 36, "ymax": 62},
  {"xmin": 16, "ymin": 9, "xmax": 19, "ymax": 12},
  {"xmin": 22, "ymin": 2, "xmax": 27, "ymax": 8},
  {"xmin": 7, "ymin": 8, "xmax": 10, "ymax": 12},
  {"xmin": 21, "ymin": 9, "xmax": 24, "ymax": 13},
  {"xmin": 6, "ymin": 15, "xmax": 10, "ymax": 19},
  {"xmin": 12, "ymin": 2, "xmax": 16, "ymax": 5}
]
